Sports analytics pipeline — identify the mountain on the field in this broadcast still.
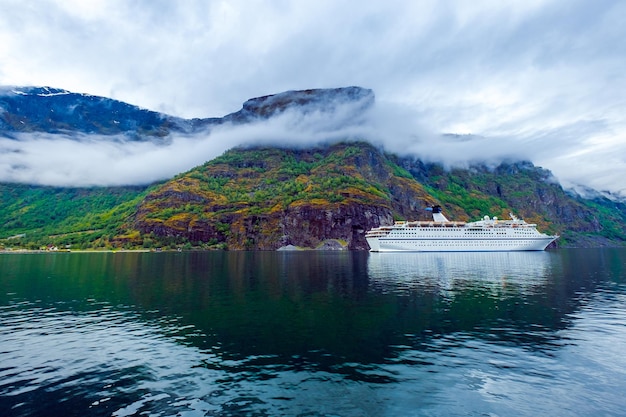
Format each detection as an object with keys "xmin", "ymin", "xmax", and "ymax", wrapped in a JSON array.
[
  {"xmin": 222, "ymin": 86, "xmax": 374, "ymax": 123},
  {"xmin": 121, "ymin": 141, "xmax": 626, "ymax": 250},
  {"xmin": 0, "ymin": 85, "xmax": 373, "ymax": 140},
  {"xmin": 127, "ymin": 142, "xmax": 431, "ymax": 250},
  {"xmin": 0, "ymin": 86, "xmax": 193, "ymax": 140},
  {"xmin": 3, "ymin": 141, "xmax": 624, "ymax": 251},
  {"xmin": 1, "ymin": 86, "xmax": 625, "ymax": 250}
]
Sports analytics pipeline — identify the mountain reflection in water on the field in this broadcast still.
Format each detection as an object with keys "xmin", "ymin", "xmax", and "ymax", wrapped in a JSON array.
[{"xmin": 1, "ymin": 249, "xmax": 625, "ymax": 417}]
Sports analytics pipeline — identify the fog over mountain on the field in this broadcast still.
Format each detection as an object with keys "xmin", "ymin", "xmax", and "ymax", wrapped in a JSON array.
[
  {"xmin": 0, "ymin": 85, "xmax": 624, "ymax": 200},
  {"xmin": 0, "ymin": 87, "xmax": 379, "ymax": 187}
]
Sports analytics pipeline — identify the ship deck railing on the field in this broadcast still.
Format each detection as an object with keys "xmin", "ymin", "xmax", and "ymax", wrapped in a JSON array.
[
  {"xmin": 394, "ymin": 221, "xmax": 537, "ymax": 228},
  {"xmin": 397, "ymin": 221, "xmax": 467, "ymax": 227}
]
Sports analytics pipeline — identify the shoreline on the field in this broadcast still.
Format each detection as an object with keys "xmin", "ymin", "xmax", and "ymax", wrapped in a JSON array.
[{"xmin": 0, "ymin": 249, "xmax": 154, "ymax": 254}]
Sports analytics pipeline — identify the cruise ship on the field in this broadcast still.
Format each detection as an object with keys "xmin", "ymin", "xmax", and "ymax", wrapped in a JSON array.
[{"xmin": 365, "ymin": 206, "xmax": 559, "ymax": 252}]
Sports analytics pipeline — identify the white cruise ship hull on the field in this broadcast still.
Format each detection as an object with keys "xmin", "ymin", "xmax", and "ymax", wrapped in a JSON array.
[{"xmin": 366, "ymin": 236, "xmax": 557, "ymax": 252}]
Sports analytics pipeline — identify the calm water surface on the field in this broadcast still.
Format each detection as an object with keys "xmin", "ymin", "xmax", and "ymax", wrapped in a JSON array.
[{"xmin": 1, "ymin": 249, "xmax": 625, "ymax": 416}]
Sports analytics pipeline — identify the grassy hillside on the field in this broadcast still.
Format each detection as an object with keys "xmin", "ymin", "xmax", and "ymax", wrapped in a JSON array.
[
  {"xmin": 2, "ymin": 141, "xmax": 625, "ymax": 250},
  {"xmin": 126, "ymin": 141, "xmax": 626, "ymax": 249},
  {"xmin": 0, "ymin": 184, "xmax": 151, "ymax": 249}
]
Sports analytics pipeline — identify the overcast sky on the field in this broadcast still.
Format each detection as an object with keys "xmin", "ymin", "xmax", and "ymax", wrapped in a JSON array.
[{"xmin": 1, "ymin": 0, "xmax": 625, "ymax": 197}]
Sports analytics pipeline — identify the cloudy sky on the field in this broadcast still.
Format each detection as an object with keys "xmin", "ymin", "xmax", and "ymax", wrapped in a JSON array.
[{"xmin": 1, "ymin": 0, "xmax": 625, "ymax": 196}]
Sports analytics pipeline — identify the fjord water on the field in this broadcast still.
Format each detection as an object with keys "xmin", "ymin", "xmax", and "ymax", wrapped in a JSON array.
[{"xmin": 1, "ymin": 250, "xmax": 625, "ymax": 416}]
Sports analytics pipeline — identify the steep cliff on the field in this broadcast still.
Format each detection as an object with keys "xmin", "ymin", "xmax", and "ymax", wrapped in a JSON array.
[{"xmin": 130, "ymin": 142, "xmax": 435, "ymax": 250}]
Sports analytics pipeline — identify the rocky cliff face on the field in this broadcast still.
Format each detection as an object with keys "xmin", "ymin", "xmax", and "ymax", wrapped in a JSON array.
[
  {"xmin": 142, "ymin": 202, "xmax": 392, "ymax": 250},
  {"xmin": 130, "ymin": 142, "xmax": 433, "ymax": 250},
  {"xmin": 230, "ymin": 86, "xmax": 373, "ymax": 121},
  {"xmin": 192, "ymin": 86, "xmax": 375, "ymax": 130}
]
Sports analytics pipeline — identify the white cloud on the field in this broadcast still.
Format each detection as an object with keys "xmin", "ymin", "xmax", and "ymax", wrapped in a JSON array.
[
  {"xmin": 0, "ymin": 102, "xmax": 374, "ymax": 187},
  {"xmin": 0, "ymin": 133, "xmax": 221, "ymax": 187}
]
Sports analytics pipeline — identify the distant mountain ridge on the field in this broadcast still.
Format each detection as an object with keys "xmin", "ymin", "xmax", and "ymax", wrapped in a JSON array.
[
  {"xmin": 0, "ymin": 85, "xmax": 373, "ymax": 139},
  {"xmin": 0, "ymin": 86, "xmax": 188, "ymax": 139}
]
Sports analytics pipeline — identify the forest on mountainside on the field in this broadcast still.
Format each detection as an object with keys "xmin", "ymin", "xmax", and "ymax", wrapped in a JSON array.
[{"xmin": 2, "ymin": 142, "xmax": 625, "ymax": 251}]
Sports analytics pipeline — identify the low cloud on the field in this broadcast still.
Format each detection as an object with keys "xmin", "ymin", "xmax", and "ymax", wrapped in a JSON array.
[
  {"xmin": 2, "ymin": 98, "xmax": 625, "ymax": 201},
  {"xmin": 0, "ymin": 101, "xmax": 375, "ymax": 187},
  {"xmin": 0, "ymin": 133, "xmax": 210, "ymax": 187}
]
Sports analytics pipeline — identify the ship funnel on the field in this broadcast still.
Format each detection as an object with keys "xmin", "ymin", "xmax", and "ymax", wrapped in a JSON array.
[{"xmin": 429, "ymin": 205, "xmax": 449, "ymax": 222}]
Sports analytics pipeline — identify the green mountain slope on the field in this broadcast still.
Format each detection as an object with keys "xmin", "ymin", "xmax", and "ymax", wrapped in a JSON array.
[
  {"xmin": 128, "ymin": 142, "xmax": 435, "ymax": 250},
  {"xmin": 2, "ymin": 141, "xmax": 625, "ymax": 251},
  {"xmin": 0, "ymin": 184, "xmax": 150, "ymax": 249},
  {"xmin": 392, "ymin": 157, "xmax": 626, "ymax": 246},
  {"xmin": 127, "ymin": 141, "xmax": 625, "ymax": 250}
]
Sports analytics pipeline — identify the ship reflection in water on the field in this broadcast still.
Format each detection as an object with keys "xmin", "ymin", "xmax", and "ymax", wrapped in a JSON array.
[{"xmin": 367, "ymin": 251, "xmax": 554, "ymax": 295}]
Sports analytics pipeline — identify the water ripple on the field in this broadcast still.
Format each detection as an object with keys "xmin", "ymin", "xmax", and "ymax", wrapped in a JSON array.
[{"xmin": 2, "ymin": 250, "xmax": 626, "ymax": 416}]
